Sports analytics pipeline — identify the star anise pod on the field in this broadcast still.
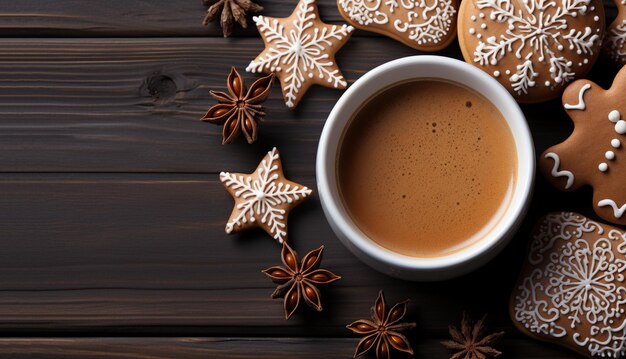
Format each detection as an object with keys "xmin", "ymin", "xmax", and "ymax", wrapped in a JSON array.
[
  {"xmin": 441, "ymin": 313, "xmax": 504, "ymax": 359},
  {"xmin": 262, "ymin": 243, "xmax": 341, "ymax": 320},
  {"xmin": 201, "ymin": 67, "xmax": 274, "ymax": 144},
  {"xmin": 347, "ymin": 290, "xmax": 416, "ymax": 359},
  {"xmin": 202, "ymin": 0, "xmax": 263, "ymax": 37}
]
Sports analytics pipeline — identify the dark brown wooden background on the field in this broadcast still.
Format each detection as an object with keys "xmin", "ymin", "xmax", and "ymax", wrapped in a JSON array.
[{"xmin": 0, "ymin": 0, "xmax": 621, "ymax": 357}]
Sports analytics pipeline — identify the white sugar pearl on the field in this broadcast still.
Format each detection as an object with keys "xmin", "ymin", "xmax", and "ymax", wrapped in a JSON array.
[
  {"xmin": 612, "ymin": 139, "xmax": 621, "ymax": 148},
  {"xmin": 599, "ymin": 163, "xmax": 609, "ymax": 172},
  {"xmin": 616, "ymin": 120, "xmax": 626, "ymax": 134},
  {"xmin": 606, "ymin": 151, "xmax": 616, "ymax": 160},
  {"xmin": 609, "ymin": 110, "xmax": 621, "ymax": 122},
  {"xmin": 493, "ymin": 71, "xmax": 500, "ymax": 77}
]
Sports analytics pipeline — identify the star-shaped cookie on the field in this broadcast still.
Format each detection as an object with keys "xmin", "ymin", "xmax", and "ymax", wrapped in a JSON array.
[
  {"xmin": 219, "ymin": 147, "xmax": 312, "ymax": 243},
  {"xmin": 604, "ymin": 0, "xmax": 626, "ymax": 65},
  {"xmin": 539, "ymin": 65, "xmax": 626, "ymax": 225},
  {"xmin": 246, "ymin": 0, "xmax": 354, "ymax": 108}
]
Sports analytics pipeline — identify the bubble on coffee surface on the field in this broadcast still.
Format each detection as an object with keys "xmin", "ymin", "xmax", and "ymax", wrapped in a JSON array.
[
  {"xmin": 383, "ymin": 102, "xmax": 492, "ymax": 226},
  {"xmin": 337, "ymin": 80, "xmax": 517, "ymax": 257}
]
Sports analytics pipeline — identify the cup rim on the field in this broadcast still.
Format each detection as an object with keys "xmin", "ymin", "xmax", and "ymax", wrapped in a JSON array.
[{"xmin": 316, "ymin": 55, "xmax": 535, "ymax": 272}]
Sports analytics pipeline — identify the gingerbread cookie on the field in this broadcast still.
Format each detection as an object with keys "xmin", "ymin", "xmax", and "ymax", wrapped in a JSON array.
[
  {"xmin": 337, "ymin": 0, "xmax": 458, "ymax": 51},
  {"xmin": 511, "ymin": 212, "xmax": 626, "ymax": 358},
  {"xmin": 457, "ymin": 0, "xmax": 605, "ymax": 103},
  {"xmin": 246, "ymin": 0, "xmax": 354, "ymax": 109},
  {"xmin": 540, "ymin": 66, "xmax": 626, "ymax": 225},
  {"xmin": 604, "ymin": 0, "xmax": 626, "ymax": 65},
  {"xmin": 220, "ymin": 147, "xmax": 312, "ymax": 243}
]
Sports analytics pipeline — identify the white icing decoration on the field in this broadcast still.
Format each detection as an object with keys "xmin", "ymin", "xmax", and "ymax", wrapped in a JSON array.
[
  {"xmin": 473, "ymin": 0, "xmax": 601, "ymax": 94},
  {"xmin": 219, "ymin": 148, "xmax": 312, "ymax": 243},
  {"xmin": 612, "ymin": 139, "xmax": 621, "ymax": 148},
  {"xmin": 616, "ymin": 120, "xmax": 626, "ymax": 134},
  {"xmin": 564, "ymin": 83, "xmax": 592, "ymax": 110},
  {"xmin": 599, "ymin": 162, "xmax": 609, "ymax": 172},
  {"xmin": 544, "ymin": 152, "xmax": 574, "ymax": 189},
  {"xmin": 493, "ymin": 70, "xmax": 500, "ymax": 77},
  {"xmin": 604, "ymin": 20, "xmax": 626, "ymax": 64},
  {"xmin": 247, "ymin": 0, "xmax": 354, "ymax": 108},
  {"xmin": 514, "ymin": 212, "xmax": 626, "ymax": 358},
  {"xmin": 598, "ymin": 199, "xmax": 626, "ymax": 218},
  {"xmin": 469, "ymin": 28, "xmax": 476, "ymax": 34},
  {"xmin": 338, "ymin": 0, "xmax": 457, "ymax": 45},
  {"xmin": 609, "ymin": 109, "xmax": 622, "ymax": 122},
  {"xmin": 606, "ymin": 151, "xmax": 616, "ymax": 160}
]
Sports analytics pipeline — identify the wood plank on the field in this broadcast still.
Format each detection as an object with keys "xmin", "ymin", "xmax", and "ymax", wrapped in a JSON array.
[
  {"xmin": 0, "ymin": 173, "xmax": 593, "ymax": 335},
  {"xmin": 0, "ymin": 337, "xmax": 583, "ymax": 358},
  {"xmin": 0, "ymin": 37, "xmax": 448, "ymax": 174},
  {"xmin": 0, "ymin": 0, "xmax": 617, "ymax": 37},
  {"xmin": 0, "ymin": 37, "xmax": 621, "ymax": 174}
]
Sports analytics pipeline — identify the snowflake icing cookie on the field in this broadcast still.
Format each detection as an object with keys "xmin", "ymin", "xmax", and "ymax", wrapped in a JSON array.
[
  {"xmin": 511, "ymin": 212, "xmax": 626, "ymax": 358},
  {"xmin": 246, "ymin": 0, "xmax": 354, "ymax": 108},
  {"xmin": 337, "ymin": 0, "xmax": 458, "ymax": 51},
  {"xmin": 220, "ymin": 147, "xmax": 312, "ymax": 243},
  {"xmin": 539, "ymin": 66, "xmax": 626, "ymax": 225},
  {"xmin": 604, "ymin": 0, "xmax": 626, "ymax": 65},
  {"xmin": 457, "ymin": 0, "xmax": 605, "ymax": 103}
]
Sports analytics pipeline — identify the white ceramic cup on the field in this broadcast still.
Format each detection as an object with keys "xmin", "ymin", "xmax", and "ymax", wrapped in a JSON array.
[{"xmin": 316, "ymin": 56, "xmax": 535, "ymax": 281}]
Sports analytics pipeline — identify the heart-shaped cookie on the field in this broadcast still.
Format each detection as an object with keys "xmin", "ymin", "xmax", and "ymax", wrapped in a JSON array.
[{"xmin": 337, "ymin": 0, "xmax": 458, "ymax": 51}]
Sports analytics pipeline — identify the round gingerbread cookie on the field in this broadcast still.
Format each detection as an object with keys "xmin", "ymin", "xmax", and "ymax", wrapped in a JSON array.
[
  {"xmin": 603, "ymin": 0, "xmax": 626, "ymax": 65},
  {"xmin": 457, "ymin": 0, "xmax": 605, "ymax": 103},
  {"xmin": 337, "ymin": 0, "xmax": 459, "ymax": 51}
]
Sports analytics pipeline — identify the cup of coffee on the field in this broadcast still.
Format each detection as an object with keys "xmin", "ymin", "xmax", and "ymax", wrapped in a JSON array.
[{"xmin": 316, "ymin": 56, "xmax": 534, "ymax": 281}]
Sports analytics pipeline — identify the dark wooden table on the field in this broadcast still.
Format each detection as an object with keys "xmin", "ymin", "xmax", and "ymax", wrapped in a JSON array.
[{"xmin": 0, "ymin": 1, "xmax": 621, "ymax": 357}]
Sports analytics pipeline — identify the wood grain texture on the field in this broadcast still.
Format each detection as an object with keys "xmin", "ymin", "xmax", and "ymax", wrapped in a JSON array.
[
  {"xmin": 0, "ymin": 0, "xmax": 622, "ymax": 357},
  {"xmin": 0, "ymin": 37, "xmax": 451, "ymax": 174},
  {"xmin": 0, "ymin": 337, "xmax": 581, "ymax": 358},
  {"xmin": 0, "ymin": 38, "xmax": 620, "ymax": 174},
  {"xmin": 0, "ymin": 172, "xmax": 595, "ymax": 339},
  {"xmin": 0, "ymin": 0, "xmax": 617, "ymax": 37}
]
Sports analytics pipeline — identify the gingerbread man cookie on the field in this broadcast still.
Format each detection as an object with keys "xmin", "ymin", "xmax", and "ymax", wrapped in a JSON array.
[
  {"xmin": 540, "ymin": 66, "xmax": 626, "ymax": 226},
  {"xmin": 604, "ymin": 0, "xmax": 626, "ymax": 65},
  {"xmin": 457, "ymin": 0, "xmax": 605, "ymax": 103},
  {"xmin": 511, "ymin": 212, "xmax": 626, "ymax": 358},
  {"xmin": 337, "ymin": 0, "xmax": 458, "ymax": 51},
  {"xmin": 246, "ymin": 0, "xmax": 354, "ymax": 109}
]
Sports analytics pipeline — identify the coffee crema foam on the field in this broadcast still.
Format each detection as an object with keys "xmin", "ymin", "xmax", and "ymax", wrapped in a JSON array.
[{"xmin": 337, "ymin": 80, "xmax": 517, "ymax": 258}]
